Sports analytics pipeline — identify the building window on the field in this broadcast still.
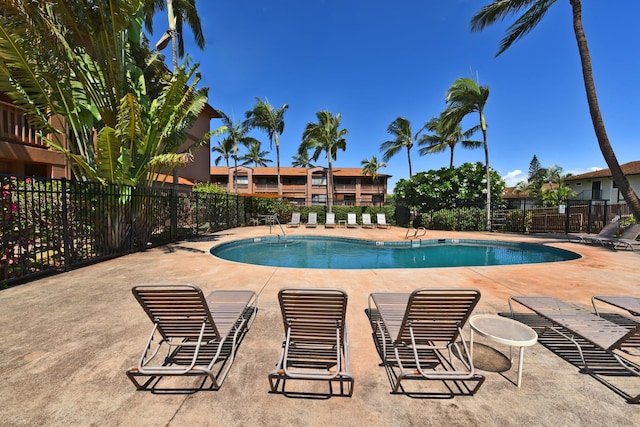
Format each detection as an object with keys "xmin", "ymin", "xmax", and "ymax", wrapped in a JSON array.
[
  {"xmin": 312, "ymin": 176, "xmax": 326, "ymax": 186},
  {"xmin": 283, "ymin": 177, "xmax": 305, "ymax": 185},
  {"xmin": 234, "ymin": 175, "xmax": 248, "ymax": 186},
  {"xmin": 312, "ymin": 194, "xmax": 327, "ymax": 205}
]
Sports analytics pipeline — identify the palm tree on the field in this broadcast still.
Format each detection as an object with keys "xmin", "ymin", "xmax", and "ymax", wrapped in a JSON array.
[
  {"xmin": 513, "ymin": 180, "xmax": 536, "ymax": 198},
  {"xmin": 380, "ymin": 117, "xmax": 416, "ymax": 178},
  {"xmin": 417, "ymin": 113, "xmax": 481, "ymax": 168},
  {"xmin": 211, "ymin": 138, "xmax": 234, "ymax": 167},
  {"xmin": 218, "ymin": 113, "xmax": 261, "ymax": 192},
  {"xmin": 244, "ymin": 98, "xmax": 288, "ymax": 196},
  {"xmin": 361, "ymin": 155, "xmax": 387, "ymax": 206},
  {"xmin": 143, "ymin": 0, "xmax": 205, "ymax": 70},
  {"xmin": 291, "ymin": 149, "xmax": 315, "ymax": 168},
  {"xmin": 301, "ymin": 111, "xmax": 348, "ymax": 211},
  {"xmin": 240, "ymin": 142, "xmax": 272, "ymax": 167},
  {"xmin": 470, "ymin": 0, "xmax": 640, "ymax": 222},
  {"xmin": 361, "ymin": 155, "xmax": 387, "ymax": 181},
  {"xmin": 444, "ymin": 77, "xmax": 492, "ymax": 230}
]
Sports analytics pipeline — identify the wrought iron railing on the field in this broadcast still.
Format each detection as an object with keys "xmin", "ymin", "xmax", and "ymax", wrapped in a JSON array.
[{"xmin": 1, "ymin": 174, "xmax": 247, "ymax": 288}]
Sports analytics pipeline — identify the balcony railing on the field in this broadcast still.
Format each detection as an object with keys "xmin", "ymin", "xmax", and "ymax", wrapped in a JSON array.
[
  {"xmin": 254, "ymin": 184, "xmax": 279, "ymax": 192},
  {"xmin": 334, "ymin": 184, "xmax": 356, "ymax": 192},
  {"xmin": 0, "ymin": 101, "xmax": 46, "ymax": 147}
]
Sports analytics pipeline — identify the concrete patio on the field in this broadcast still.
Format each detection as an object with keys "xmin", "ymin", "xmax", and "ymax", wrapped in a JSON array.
[{"xmin": 1, "ymin": 225, "xmax": 638, "ymax": 426}]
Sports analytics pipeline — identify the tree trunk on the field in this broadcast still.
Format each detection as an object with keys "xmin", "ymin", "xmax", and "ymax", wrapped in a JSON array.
[
  {"xmin": 327, "ymin": 159, "xmax": 334, "ymax": 212},
  {"xmin": 406, "ymin": 146, "xmax": 413, "ymax": 177},
  {"xmin": 480, "ymin": 111, "xmax": 491, "ymax": 231},
  {"xmin": 570, "ymin": 0, "xmax": 640, "ymax": 222},
  {"xmin": 274, "ymin": 134, "xmax": 282, "ymax": 197},
  {"xmin": 449, "ymin": 146, "xmax": 454, "ymax": 169}
]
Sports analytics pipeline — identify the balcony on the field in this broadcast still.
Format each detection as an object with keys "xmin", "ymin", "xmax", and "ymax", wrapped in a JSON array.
[
  {"xmin": 334, "ymin": 184, "xmax": 356, "ymax": 192},
  {"xmin": 0, "ymin": 101, "xmax": 46, "ymax": 147},
  {"xmin": 254, "ymin": 184, "xmax": 279, "ymax": 192}
]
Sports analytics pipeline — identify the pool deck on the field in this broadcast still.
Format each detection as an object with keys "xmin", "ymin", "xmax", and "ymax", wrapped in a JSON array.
[{"xmin": 1, "ymin": 225, "xmax": 638, "ymax": 426}]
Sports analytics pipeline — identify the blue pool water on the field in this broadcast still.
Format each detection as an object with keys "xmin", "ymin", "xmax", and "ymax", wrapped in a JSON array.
[{"xmin": 210, "ymin": 236, "xmax": 580, "ymax": 269}]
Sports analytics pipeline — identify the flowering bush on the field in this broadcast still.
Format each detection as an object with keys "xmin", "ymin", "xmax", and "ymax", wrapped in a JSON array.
[{"xmin": 393, "ymin": 162, "xmax": 506, "ymax": 211}]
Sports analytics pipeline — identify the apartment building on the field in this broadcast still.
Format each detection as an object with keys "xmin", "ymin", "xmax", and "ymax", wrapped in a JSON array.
[
  {"xmin": 565, "ymin": 160, "xmax": 640, "ymax": 203},
  {"xmin": 210, "ymin": 165, "xmax": 390, "ymax": 206},
  {"xmin": 0, "ymin": 91, "xmax": 220, "ymax": 184},
  {"xmin": 0, "ymin": 92, "xmax": 70, "ymax": 178}
]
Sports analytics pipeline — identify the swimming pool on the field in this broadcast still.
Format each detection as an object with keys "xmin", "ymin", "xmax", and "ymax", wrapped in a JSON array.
[{"xmin": 210, "ymin": 236, "xmax": 580, "ymax": 269}]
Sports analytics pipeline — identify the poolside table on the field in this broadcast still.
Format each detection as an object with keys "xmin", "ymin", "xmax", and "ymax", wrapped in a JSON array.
[{"xmin": 469, "ymin": 314, "xmax": 538, "ymax": 387}]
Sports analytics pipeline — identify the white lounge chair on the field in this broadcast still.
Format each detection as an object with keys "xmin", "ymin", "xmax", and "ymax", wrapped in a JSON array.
[
  {"xmin": 376, "ymin": 213, "xmax": 390, "ymax": 229},
  {"xmin": 325, "ymin": 212, "xmax": 336, "ymax": 228},
  {"xmin": 347, "ymin": 213, "xmax": 358, "ymax": 228},
  {"xmin": 287, "ymin": 212, "xmax": 301, "ymax": 227},
  {"xmin": 361, "ymin": 213, "xmax": 374, "ymax": 228},
  {"xmin": 305, "ymin": 212, "xmax": 318, "ymax": 228}
]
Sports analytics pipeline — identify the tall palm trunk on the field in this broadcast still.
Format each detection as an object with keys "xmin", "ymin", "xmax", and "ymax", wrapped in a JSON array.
[
  {"xmin": 327, "ymin": 158, "xmax": 334, "ymax": 211},
  {"xmin": 481, "ymin": 121, "xmax": 491, "ymax": 230},
  {"xmin": 274, "ymin": 133, "xmax": 282, "ymax": 197},
  {"xmin": 406, "ymin": 149, "xmax": 413, "ymax": 177},
  {"xmin": 571, "ymin": 0, "xmax": 640, "ymax": 222}
]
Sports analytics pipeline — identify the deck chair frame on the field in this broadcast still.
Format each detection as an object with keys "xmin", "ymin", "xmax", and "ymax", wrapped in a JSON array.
[
  {"xmin": 592, "ymin": 295, "xmax": 640, "ymax": 317},
  {"xmin": 361, "ymin": 213, "xmax": 374, "ymax": 228},
  {"xmin": 325, "ymin": 212, "xmax": 336, "ymax": 228},
  {"xmin": 509, "ymin": 296, "xmax": 640, "ymax": 403},
  {"xmin": 366, "ymin": 288, "xmax": 484, "ymax": 396},
  {"xmin": 269, "ymin": 287, "xmax": 353, "ymax": 397},
  {"xmin": 126, "ymin": 284, "xmax": 257, "ymax": 392},
  {"xmin": 376, "ymin": 213, "xmax": 390, "ymax": 229},
  {"xmin": 346, "ymin": 213, "xmax": 358, "ymax": 228},
  {"xmin": 305, "ymin": 212, "xmax": 318, "ymax": 228},
  {"xmin": 287, "ymin": 212, "xmax": 301, "ymax": 227}
]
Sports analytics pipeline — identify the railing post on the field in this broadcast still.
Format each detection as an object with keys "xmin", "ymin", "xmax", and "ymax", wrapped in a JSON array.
[
  {"xmin": 61, "ymin": 178, "xmax": 70, "ymax": 271},
  {"xmin": 564, "ymin": 200, "xmax": 570, "ymax": 235},
  {"xmin": 170, "ymin": 187, "xmax": 177, "ymax": 241}
]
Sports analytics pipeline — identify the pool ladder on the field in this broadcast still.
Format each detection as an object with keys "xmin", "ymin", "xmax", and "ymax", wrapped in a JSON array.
[
  {"xmin": 405, "ymin": 225, "xmax": 427, "ymax": 240},
  {"xmin": 271, "ymin": 215, "xmax": 287, "ymax": 240}
]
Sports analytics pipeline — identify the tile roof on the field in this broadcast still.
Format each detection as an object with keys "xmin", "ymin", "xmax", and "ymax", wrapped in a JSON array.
[
  {"xmin": 210, "ymin": 166, "xmax": 391, "ymax": 178},
  {"xmin": 566, "ymin": 161, "xmax": 640, "ymax": 180}
]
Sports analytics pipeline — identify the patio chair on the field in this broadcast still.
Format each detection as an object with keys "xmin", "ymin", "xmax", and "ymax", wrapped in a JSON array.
[
  {"xmin": 508, "ymin": 295, "xmax": 640, "ymax": 403},
  {"xmin": 376, "ymin": 213, "xmax": 390, "ymax": 229},
  {"xmin": 607, "ymin": 223, "xmax": 640, "ymax": 251},
  {"xmin": 287, "ymin": 212, "xmax": 301, "ymax": 227},
  {"xmin": 361, "ymin": 213, "xmax": 374, "ymax": 228},
  {"xmin": 325, "ymin": 212, "xmax": 336, "ymax": 228},
  {"xmin": 578, "ymin": 215, "xmax": 620, "ymax": 245},
  {"xmin": 305, "ymin": 212, "xmax": 318, "ymax": 228},
  {"xmin": 347, "ymin": 213, "xmax": 358, "ymax": 228},
  {"xmin": 365, "ymin": 288, "xmax": 485, "ymax": 395},
  {"xmin": 268, "ymin": 287, "xmax": 354, "ymax": 397},
  {"xmin": 592, "ymin": 295, "xmax": 640, "ymax": 317},
  {"xmin": 126, "ymin": 284, "xmax": 257, "ymax": 391}
]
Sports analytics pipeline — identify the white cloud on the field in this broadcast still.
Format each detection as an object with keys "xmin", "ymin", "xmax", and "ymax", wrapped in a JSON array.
[{"xmin": 502, "ymin": 169, "xmax": 524, "ymax": 187}]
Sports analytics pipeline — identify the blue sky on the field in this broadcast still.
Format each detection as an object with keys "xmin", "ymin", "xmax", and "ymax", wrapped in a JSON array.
[{"xmin": 151, "ymin": 0, "xmax": 639, "ymax": 190}]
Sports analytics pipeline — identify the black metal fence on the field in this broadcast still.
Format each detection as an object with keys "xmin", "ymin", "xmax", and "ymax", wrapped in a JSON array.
[
  {"xmin": 1, "ymin": 175, "xmax": 248, "ymax": 288},
  {"xmin": 4, "ymin": 175, "xmax": 634, "ymax": 288},
  {"xmin": 397, "ymin": 199, "xmax": 632, "ymax": 234}
]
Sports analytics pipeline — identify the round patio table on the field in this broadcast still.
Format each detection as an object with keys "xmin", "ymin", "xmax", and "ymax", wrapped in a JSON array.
[{"xmin": 469, "ymin": 314, "xmax": 538, "ymax": 387}]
